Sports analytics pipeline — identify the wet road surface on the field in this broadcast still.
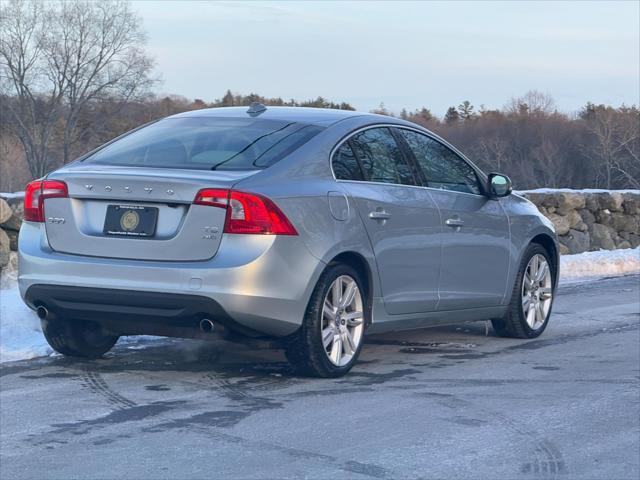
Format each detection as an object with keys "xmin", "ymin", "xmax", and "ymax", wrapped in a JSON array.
[{"xmin": 1, "ymin": 275, "xmax": 639, "ymax": 479}]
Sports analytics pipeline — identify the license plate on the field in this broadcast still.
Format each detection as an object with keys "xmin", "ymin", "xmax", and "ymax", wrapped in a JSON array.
[{"xmin": 103, "ymin": 205, "xmax": 158, "ymax": 238}]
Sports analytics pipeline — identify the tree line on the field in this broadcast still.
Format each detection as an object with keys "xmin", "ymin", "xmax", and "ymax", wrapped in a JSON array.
[
  {"xmin": 375, "ymin": 92, "xmax": 639, "ymax": 191},
  {"xmin": 1, "ymin": 0, "xmax": 637, "ymax": 192}
]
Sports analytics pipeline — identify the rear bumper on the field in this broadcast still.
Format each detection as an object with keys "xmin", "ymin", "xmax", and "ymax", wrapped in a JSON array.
[
  {"xmin": 23, "ymin": 284, "xmax": 261, "ymax": 338},
  {"xmin": 18, "ymin": 222, "xmax": 325, "ymax": 337}
]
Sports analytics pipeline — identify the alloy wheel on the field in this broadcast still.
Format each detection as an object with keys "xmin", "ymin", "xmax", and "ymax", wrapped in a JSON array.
[
  {"xmin": 321, "ymin": 275, "xmax": 364, "ymax": 367},
  {"xmin": 522, "ymin": 254, "xmax": 553, "ymax": 330}
]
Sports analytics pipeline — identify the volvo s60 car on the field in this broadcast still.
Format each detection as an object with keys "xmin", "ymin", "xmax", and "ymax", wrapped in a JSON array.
[{"xmin": 18, "ymin": 104, "xmax": 558, "ymax": 377}]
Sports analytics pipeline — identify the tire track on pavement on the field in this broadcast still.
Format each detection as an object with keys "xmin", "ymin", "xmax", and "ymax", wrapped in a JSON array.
[{"xmin": 79, "ymin": 367, "xmax": 137, "ymax": 410}]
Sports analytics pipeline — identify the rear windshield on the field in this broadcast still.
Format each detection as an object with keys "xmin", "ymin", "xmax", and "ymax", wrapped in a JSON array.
[{"xmin": 81, "ymin": 117, "xmax": 324, "ymax": 170}]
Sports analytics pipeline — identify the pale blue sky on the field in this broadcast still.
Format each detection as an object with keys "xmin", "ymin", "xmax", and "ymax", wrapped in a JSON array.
[{"xmin": 132, "ymin": 1, "xmax": 639, "ymax": 116}]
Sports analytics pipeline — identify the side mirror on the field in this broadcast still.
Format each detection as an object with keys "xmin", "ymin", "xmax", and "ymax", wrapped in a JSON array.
[{"xmin": 487, "ymin": 173, "xmax": 512, "ymax": 198}]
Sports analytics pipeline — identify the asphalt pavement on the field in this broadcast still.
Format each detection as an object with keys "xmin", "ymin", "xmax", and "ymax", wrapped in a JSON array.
[{"xmin": 1, "ymin": 275, "xmax": 639, "ymax": 480}]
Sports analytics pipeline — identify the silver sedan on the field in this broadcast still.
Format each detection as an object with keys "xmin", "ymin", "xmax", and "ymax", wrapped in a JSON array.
[{"xmin": 18, "ymin": 104, "xmax": 558, "ymax": 377}]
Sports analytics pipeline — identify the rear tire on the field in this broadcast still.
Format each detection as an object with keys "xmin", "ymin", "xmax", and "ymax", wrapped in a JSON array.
[
  {"xmin": 41, "ymin": 317, "xmax": 119, "ymax": 358},
  {"xmin": 492, "ymin": 243, "xmax": 555, "ymax": 339},
  {"xmin": 285, "ymin": 264, "xmax": 367, "ymax": 378}
]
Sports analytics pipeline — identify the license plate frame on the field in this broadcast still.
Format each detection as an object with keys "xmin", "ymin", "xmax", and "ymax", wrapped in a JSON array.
[{"xmin": 103, "ymin": 205, "xmax": 159, "ymax": 238}]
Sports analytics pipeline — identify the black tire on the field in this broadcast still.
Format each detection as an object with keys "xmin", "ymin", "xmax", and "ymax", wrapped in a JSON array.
[
  {"xmin": 285, "ymin": 264, "xmax": 368, "ymax": 378},
  {"xmin": 492, "ymin": 243, "xmax": 555, "ymax": 339},
  {"xmin": 41, "ymin": 317, "xmax": 119, "ymax": 359}
]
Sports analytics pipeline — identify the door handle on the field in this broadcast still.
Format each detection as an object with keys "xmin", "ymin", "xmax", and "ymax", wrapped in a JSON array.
[
  {"xmin": 445, "ymin": 218, "xmax": 465, "ymax": 227},
  {"xmin": 369, "ymin": 210, "xmax": 392, "ymax": 221}
]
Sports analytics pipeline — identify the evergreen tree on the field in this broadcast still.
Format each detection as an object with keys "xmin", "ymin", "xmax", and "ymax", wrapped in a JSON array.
[
  {"xmin": 414, "ymin": 107, "xmax": 433, "ymax": 123},
  {"xmin": 444, "ymin": 106, "xmax": 460, "ymax": 125},
  {"xmin": 371, "ymin": 102, "xmax": 390, "ymax": 116},
  {"xmin": 457, "ymin": 100, "xmax": 475, "ymax": 121},
  {"xmin": 221, "ymin": 90, "xmax": 235, "ymax": 107}
]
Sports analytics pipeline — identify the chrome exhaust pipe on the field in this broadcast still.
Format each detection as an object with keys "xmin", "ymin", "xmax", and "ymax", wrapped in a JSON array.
[
  {"xmin": 199, "ymin": 318, "xmax": 215, "ymax": 333},
  {"xmin": 36, "ymin": 306, "xmax": 49, "ymax": 320}
]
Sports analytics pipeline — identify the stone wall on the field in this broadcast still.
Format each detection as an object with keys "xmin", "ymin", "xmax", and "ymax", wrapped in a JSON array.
[
  {"xmin": 519, "ymin": 191, "xmax": 640, "ymax": 254},
  {"xmin": 0, "ymin": 194, "xmax": 22, "ymax": 273},
  {"xmin": 0, "ymin": 190, "xmax": 638, "ymax": 269}
]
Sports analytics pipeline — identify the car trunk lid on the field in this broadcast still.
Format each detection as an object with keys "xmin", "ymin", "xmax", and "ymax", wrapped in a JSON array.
[{"xmin": 43, "ymin": 166, "xmax": 258, "ymax": 261}]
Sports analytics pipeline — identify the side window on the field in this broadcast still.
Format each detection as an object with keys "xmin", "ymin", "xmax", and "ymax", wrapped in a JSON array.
[
  {"xmin": 400, "ymin": 129, "xmax": 481, "ymax": 195},
  {"xmin": 349, "ymin": 128, "xmax": 416, "ymax": 186},
  {"xmin": 332, "ymin": 142, "xmax": 363, "ymax": 181}
]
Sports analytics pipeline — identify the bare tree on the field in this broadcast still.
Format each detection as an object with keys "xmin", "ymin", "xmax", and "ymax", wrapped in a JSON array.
[
  {"xmin": 0, "ymin": 0, "xmax": 60, "ymax": 178},
  {"xmin": 579, "ymin": 106, "xmax": 639, "ymax": 189},
  {"xmin": 0, "ymin": 0, "xmax": 154, "ymax": 177},
  {"xmin": 612, "ymin": 106, "xmax": 640, "ymax": 189},
  {"xmin": 0, "ymin": 133, "xmax": 31, "ymax": 191},
  {"xmin": 506, "ymin": 90, "xmax": 556, "ymax": 116},
  {"xmin": 531, "ymin": 137, "xmax": 561, "ymax": 188},
  {"xmin": 478, "ymin": 135, "xmax": 508, "ymax": 172}
]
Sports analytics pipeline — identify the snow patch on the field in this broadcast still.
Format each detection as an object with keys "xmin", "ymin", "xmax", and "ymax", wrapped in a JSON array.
[
  {"xmin": 0, "ymin": 191, "xmax": 25, "ymax": 200},
  {"xmin": 1, "ymin": 248, "xmax": 638, "ymax": 363},
  {"xmin": 0, "ymin": 285, "xmax": 163, "ymax": 363},
  {"xmin": 0, "ymin": 287, "xmax": 51, "ymax": 363},
  {"xmin": 560, "ymin": 247, "xmax": 640, "ymax": 282}
]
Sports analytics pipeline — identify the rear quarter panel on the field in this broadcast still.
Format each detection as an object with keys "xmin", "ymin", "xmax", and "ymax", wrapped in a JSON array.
[
  {"xmin": 236, "ymin": 177, "xmax": 380, "ymax": 298},
  {"xmin": 233, "ymin": 117, "xmax": 387, "ymax": 299}
]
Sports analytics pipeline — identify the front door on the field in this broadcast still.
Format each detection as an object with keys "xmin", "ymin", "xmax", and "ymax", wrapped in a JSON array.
[
  {"xmin": 397, "ymin": 128, "xmax": 510, "ymax": 310},
  {"xmin": 428, "ymin": 190, "xmax": 510, "ymax": 309}
]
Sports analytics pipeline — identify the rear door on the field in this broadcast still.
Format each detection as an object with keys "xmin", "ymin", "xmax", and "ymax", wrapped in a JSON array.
[
  {"xmin": 333, "ymin": 127, "xmax": 442, "ymax": 315},
  {"xmin": 397, "ymin": 129, "xmax": 510, "ymax": 310}
]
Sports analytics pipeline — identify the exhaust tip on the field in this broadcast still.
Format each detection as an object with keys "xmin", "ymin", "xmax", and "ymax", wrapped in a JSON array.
[
  {"xmin": 199, "ymin": 318, "xmax": 214, "ymax": 333},
  {"xmin": 36, "ymin": 306, "xmax": 48, "ymax": 320}
]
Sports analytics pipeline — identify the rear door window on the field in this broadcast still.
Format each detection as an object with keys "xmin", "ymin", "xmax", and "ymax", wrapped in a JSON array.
[
  {"xmin": 399, "ymin": 129, "xmax": 481, "ymax": 195},
  {"xmin": 82, "ymin": 117, "xmax": 324, "ymax": 171},
  {"xmin": 348, "ymin": 128, "xmax": 416, "ymax": 186},
  {"xmin": 332, "ymin": 142, "xmax": 364, "ymax": 181}
]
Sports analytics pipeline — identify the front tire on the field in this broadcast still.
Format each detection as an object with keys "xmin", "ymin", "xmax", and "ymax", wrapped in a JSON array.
[
  {"xmin": 41, "ymin": 317, "xmax": 119, "ymax": 358},
  {"xmin": 285, "ymin": 264, "xmax": 367, "ymax": 378},
  {"xmin": 492, "ymin": 243, "xmax": 555, "ymax": 339}
]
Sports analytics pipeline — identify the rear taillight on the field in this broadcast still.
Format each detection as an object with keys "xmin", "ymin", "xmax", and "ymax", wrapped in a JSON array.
[
  {"xmin": 24, "ymin": 180, "xmax": 68, "ymax": 222},
  {"xmin": 193, "ymin": 189, "xmax": 297, "ymax": 236},
  {"xmin": 193, "ymin": 188, "xmax": 229, "ymax": 209}
]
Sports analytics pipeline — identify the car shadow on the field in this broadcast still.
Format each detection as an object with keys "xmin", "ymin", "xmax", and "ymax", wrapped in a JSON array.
[{"xmin": 4, "ymin": 320, "xmax": 498, "ymax": 384}]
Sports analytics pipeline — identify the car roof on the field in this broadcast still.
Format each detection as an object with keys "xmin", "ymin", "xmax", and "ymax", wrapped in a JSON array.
[{"xmin": 169, "ymin": 106, "xmax": 375, "ymax": 127}]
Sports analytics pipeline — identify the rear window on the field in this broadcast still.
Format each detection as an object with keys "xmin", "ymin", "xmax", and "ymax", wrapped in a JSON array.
[{"xmin": 82, "ymin": 117, "xmax": 324, "ymax": 170}]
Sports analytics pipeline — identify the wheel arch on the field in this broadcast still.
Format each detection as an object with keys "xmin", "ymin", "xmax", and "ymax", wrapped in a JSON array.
[
  {"xmin": 327, "ymin": 251, "xmax": 374, "ymax": 325},
  {"xmin": 504, "ymin": 231, "xmax": 560, "ymax": 307},
  {"xmin": 529, "ymin": 233, "xmax": 560, "ymax": 286}
]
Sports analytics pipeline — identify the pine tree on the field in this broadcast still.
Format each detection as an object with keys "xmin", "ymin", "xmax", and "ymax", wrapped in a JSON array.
[
  {"xmin": 221, "ymin": 90, "xmax": 235, "ymax": 107},
  {"xmin": 444, "ymin": 106, "xmax": 459, "ymax": 125},
  {"xmin": 457, "ymin": 100, "xmax": 475, "ymax": 121},
  {"xmin": 372, "ymin": 102, "xmax": 389, "ymax": 116},
  {"xmin": 415, "ymin": 107, "xmax": 433, "ymax": 123}
]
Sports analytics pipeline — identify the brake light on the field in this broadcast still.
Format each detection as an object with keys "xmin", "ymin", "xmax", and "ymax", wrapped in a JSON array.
[
  {"xmin": 24, "ymin": 180, "xmax": 68, "ymax": 222},
  {"xmin": 193, "ymin": 189, "xmax": 297, "ymax": 235}
]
